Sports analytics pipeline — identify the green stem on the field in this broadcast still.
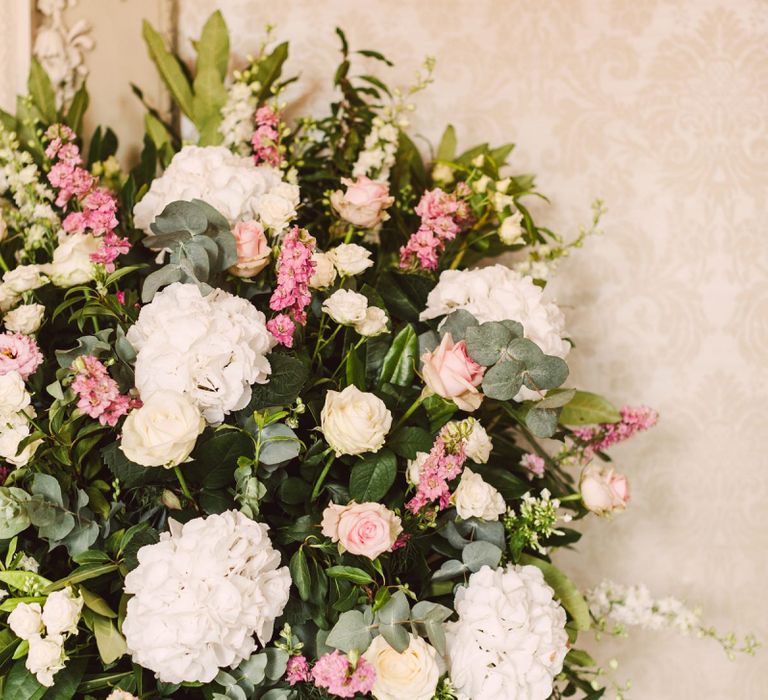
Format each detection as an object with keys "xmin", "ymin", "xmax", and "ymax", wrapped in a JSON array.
[
  {"xmin": 332, "ymin": 337, "xmax": 366, "ymax": 380},
  {"xmin": 311, "ymin": 451, "xmax": 335, "ymax": 500},
  {"xmin": 0, "ymin": 251, "xmax": 9, "ymax": 273},
  {"xmin": 391, "ymin": 392, "xmax": 427, "ymax": 433},
  {"xmin": 173, "ymin": 466, "xmax": 198, "ymax": 511}
]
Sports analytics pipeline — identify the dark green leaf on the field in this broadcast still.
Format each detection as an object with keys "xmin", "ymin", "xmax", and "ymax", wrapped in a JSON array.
[
  {"xmin": 378, "ymin": 325, "xmax": 418, "ymax": 387},
  {"xmin": 238, "ymin": 354, "xmax": 309, "ymax": 415},
  {"xmin": 387, "ymin": 427, "xmax": 432, "ymax": 459},
  {"xmin": 28, "ymin": 58, "xmax": 57, "ymax": 124},
  {"xmin": 326, "ymin": 566, "xmax": 374, "ymax": 585},
  {"xmin": 349, "ymin": 449, "xmax": 397, "ymax": 502}
]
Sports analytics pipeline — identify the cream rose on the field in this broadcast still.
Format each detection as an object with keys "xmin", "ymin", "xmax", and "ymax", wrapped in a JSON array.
[
  {"xmin": 2, "ymin": 265, "xmax": 47, "ymax": 293},
  {"xmin": 580, "ymin": 462, "xmax": 630, "ymax": 516},
  {"xmin": 328, "ymin": 243, "xmax": 374, "ymax": 276},
  {"xmin": 406, "ymin": 451, "xmax": 429, "ymax": 485},
  {"xmin": 320, "ymin": 385, "xmax": 392, "ymax": 456},
  {"xmin": 120, "ymin": 390, "xmax": 205, "ymax": 468},
  {"xmin": 310, "ymin": 251, "xmax": 337, "ymax": 289},
  {"xmin": 256, "ymin": 183, "xmax": 299, "ymax": 232},
  {"xmin": 363, "ymin": 634, "xmax": 444, "ymax": 700},
  {"xmin": 44, "ymin": 232, "xmax": 99, "ymax": 287},
  {"xmin": 0, "ymin": 285, "xmax": 19, "ymax": 313},
  {"xmin": 499, "ymin": 210, "xmax": 524, "ymax": 245},
  {"xmin": 107, "ymin": 691, "xmax": 140, "ymax": 700},
  {"xmin": 453, "ymin": 468, "xmax": 506, "ymax": 521},
  {"xmin": 322, "ymin": 289, "xmax": 369, "ymax": 326},
  {"xmin": 41, "ymin": 587, "xmax": 83, "ymax": 636},
  {"xmin": 0, "ymin": 371, "xmax": 31, "ymax": 414},
  {"xmin": 3, "ymin": 303, "xmax": 45, "ymax": 335},
  {"xmin": 26, "ymin": 635, "xmax": 66, "ymax": 687},
  {"xmin": 330, "ymin": 176, "xmax": 394, "ymax": 228},
  {"xmin": 8, "ymin": 601, "xmax": 43, "ymax": 640},
  {"xmin": 228, "ymin": 220, "xmax": 271, "ymax": 278},
  {"xmin": 464, "ymin": 418, "xmax": 492, "ymax": 464},
  {"xmin": 354, "ymin": 306, "xmax": 388, "ymax": 337},
  {"xmin": 321, "ymin": 501, "xmax": 402, "ymax": 559},
  {"xmin": 421, "ymin": 334, "xmax": 485, "ymax": 412}
]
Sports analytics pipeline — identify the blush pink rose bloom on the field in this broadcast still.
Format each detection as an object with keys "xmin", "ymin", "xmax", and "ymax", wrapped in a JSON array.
[
  {"xmin": 330, "ymin": 176, "xmax": 394, "ymax": 229},
  {"xmin": 229, "ymin": 220, "xmax": 271, "ymax": 278},
  {"xmin": 321, "ymin": 501, "xmax": 403, "ymax": 559},
  {"xmin": 580, "ymin": 462, "xmax": 630, "ymax": 515},
  {"xmin": 421, "ymin": 334, "xmax": 485, "ymax": 412}
]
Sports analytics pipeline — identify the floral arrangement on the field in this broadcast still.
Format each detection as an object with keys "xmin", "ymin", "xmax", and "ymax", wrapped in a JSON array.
[{"xmin": 0, "ymin": 12, "xmax": 756, "ymax": 700}]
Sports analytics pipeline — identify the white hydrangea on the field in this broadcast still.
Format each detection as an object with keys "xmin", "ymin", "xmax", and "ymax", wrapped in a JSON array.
[
  {"xmin": 126, "ymin": 282, "xmax": 276, "ymax": 424},
  {"xmin": 132, "ymin": 145, "xmax": 287, "ymax": 233},
  {"xmin": 122, "ymin": 510, "xmax": 291, "ymax": 684},
  {"xmin": 445, "ymin": 565, "xmax": 568, "ymax": 700}
]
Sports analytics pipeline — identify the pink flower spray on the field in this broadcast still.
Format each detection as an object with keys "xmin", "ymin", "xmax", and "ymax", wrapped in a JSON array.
[
  {"xmin": 70, "ymin": 355, "xmax": 138, "ymax": 426},
  {"xmin": 310, "ymin": 651, "xmax": 376, "ymax": 698},
  {"xmin": 572, "ymin": 405, "xmax": 658, "ymax": 458}
]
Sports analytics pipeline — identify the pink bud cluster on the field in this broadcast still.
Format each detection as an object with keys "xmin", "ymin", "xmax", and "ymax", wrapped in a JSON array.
[
  {"xmin": 285, "ymin": 655, "xmax": 310, "ymax": 685},
  {"xmin": 267, "ymin": 226, "xmax": 316, "ymax": 347},
  {"xmin": 572, "ymin": 405, "xmax": 658, "ymax": 458},
  {"xmin": 406, "ymin": 425, "xmax": 468, "ymax": 514},
  {"xmin": 251, "ymin": 105, "xmax": 282, "ymax": 167},
  {"xmin": 45, "ymin": 125, "xmax": 130, "ymax": 272},
  {"xmin": 520, "ymin": 452, "xmax": 546, "ymax": 479},
  {"xmin": 71, "ymin": 355, "xmax": 139, "ymax": 426},
  {"xmin": 399, "ymin": 185, "xmax": 471, "ymax": 270},
  {"xmin": 0, "ymin": 332, "xmax": 43, "ymax": 380},
  {"xmin": 309, "ymin": 650, "xmax": 376, "ymax": 698}
]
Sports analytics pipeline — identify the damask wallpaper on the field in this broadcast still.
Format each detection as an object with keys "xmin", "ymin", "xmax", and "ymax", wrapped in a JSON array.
[{"xmin": 14, "ymin": 0, "xmax": 768, "ymax": 697}]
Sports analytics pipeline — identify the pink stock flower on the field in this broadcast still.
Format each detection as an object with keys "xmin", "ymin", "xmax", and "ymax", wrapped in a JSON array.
[
  {"xmin": 268, "ymin": 226, "xmax": 316, "ymax": 327},
  {"xmin": 520, "ymin": 453, "xmax": 546, "ymax": 479},
  {"xmin": 89, "ymin": 231, "xmax": 131, "ymax": 272},
  {"xmin": 71, "ymin": 355, "xmax": 135, "ymax": 426},
  {"xmin": 0, "ymin": 332, "xmax": 43, "ymax": 380},
  {"xmin": 251, "ymin": 105, "xmax": 282, "ymax": 167},
  {"xmin": 399, "ymin": 187, "xmax": 471, "ymax": 270},
  {"xmin": 266, "ymin": 314, "xmax": 296, "ymax": 348},
  {"xmin": 421, "ymin": 333, "xmax": 485, "ymax": 412},
  {"xmin": 572, "ymin": 405, "xmax": 658, "ymax": 457},
  {"xmin": 285, "ymin": 655, "xmax": 311, "ymax": 686},
  {"xmin": 311, "ymin": 651, "xmax": 376, "ymax": 698}
]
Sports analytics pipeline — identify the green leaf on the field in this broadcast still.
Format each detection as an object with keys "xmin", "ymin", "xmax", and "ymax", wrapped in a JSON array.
[
  {"xmin": 436, "ymin": 124, "xmax": 457, "ymax": 162},
  {"xmin": 481, "ymin": 360, "xmax": 523, "ymax": 401},
  {"xmin": 326, "ymin": 610, "xmax": 372, "ymax": 654},
  {"xmin": 379, "ymin": 622, "xmax": 409, "ymax": 653},
  {"xmin": 102, "ymin": 442, "xmax": 171, "ymax": 490},
  {"xmin": 64, "ymin": 84, "xmax": 89, "ymax": 135},
  {"xmin": 465, "ymin": 321, "xmax": 513, "ymax": 366},
  {"xmin": 141, "ymin": 264, "xmax": 183, "ymax": 302},
  {"xmin": 559, "ymin": 391, "xmax": 621, "ymax": 426},
  {"xmin": 238, "ymin": 354, "xmax": 309, "ymax": 415},
  {"xmin": 387, "ymin": 427, "xmax": 432, "ymax": 459},
  {"xmin": 431, "ymin": 559, "xmax": 466, "ymax": 581},
  {"xmin": 345, "ymin": 343, "xmax": 366, "ymax": 390},
  {"xmin": 187, "ymin": 430, "xmax": 253, "ymax": 489},
  {"xmin": 92, "ymin": 615, "xmax": 127, "ymax": 664},
  {"xmin": 2, "ymin": 658, "xmax": 45, "ymax": 700},
  {"xmin": 461, "ymin": 540, "xmax": 502, "ymax": 572},
  {"xmin": 566, "ymin": 648, "xmax": 597, "ymax": 667},
  {"xmin": 378, "ymin": 273, "xmax": 435, "ymax": 323},
  {"xmin": 79, "ymin": 586, "xmax": 117, "ymax": 618},
  {"xmin": 0, "ymin": 571, "xmax": 51, "ymax": 594},
  {"xmin": 258, "ymin": 424, "xmax": 301, "ymax": 466},
  {"xmin": 536, "ymin": 388, "xmax": 576, "ymax": 410},
  {"xmin": 192, "ymin": 66, "xmax": 227, "ymax": 146},
  {"xmin": 43, "ymin": 564, "xmax": 118, "ymax": 593},
  {"xmin": 525, "ymin": 407, "xmax": 558, "ymax": 438},
  {"xmin": 195, "ymin": 10, "xmax": 229, "ymax": 80},
  {"xmin": 254, "ymin": 43, "xmax": 290, "ymax": 101},
  {"xmin": 523, "ymin": 355, "xmax": 569, "ymax": 391},
  {"xmin": 142, "ymin": 20, "xmax": 195, "ymax": 118},
  {"xmin": 41, "ymin": 656, "xmax": 87, "ymax": 700},
  {"xmin": 349, "ymin": 449, "xmax": 397, "ymax": 502},
  {"xmin": 378, "ymin": 325, "xmax": 418, "ymax": 387},
  {"xmin": 28, "ymin": 58, "xmax": 57, "ymax": 124},
  {"xmin": 520, "ymin": 554, "xmax": 591, "ymax": 631},
  {"xmin": 289, "ymin": 549, "xmax": 311, "ymax": 602},
  {"xmin": 326, "ymin": 566, "xmax": 374, "ymax": 585}
]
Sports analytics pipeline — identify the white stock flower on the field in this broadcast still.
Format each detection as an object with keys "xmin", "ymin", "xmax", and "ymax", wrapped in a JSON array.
[
  {"xmin": 120, "ymin": 390, "xmax": 204, "ymax": 468},
  {"xmin": 132, "ymin": 145, "xmax": 285, "ymax": 232},
  {"xmin": 26, "ymin": 634, "xmax": 66, "ymax": 687},
  {"xmin": 363, "ymin": 633, "xmax": 444, "ymax": 700},
  {"xmin": 3, "ymin": 303, "xmax": 45, "ymax": 334},
  {"xmin": 322, "ymin": 289, "xmax": 368, "ymax": 326},
  {"xmin": 452, "ymin": 469, "xmax": 506, "ymax": 521},
  {"xmin": 42, "ymin": 587, "xmax": 83, "ymax": 636},
  {"xmin": 44, "ymin": 232, "xmax": 99, "ymax": 288},
  {"xmin": 499, "ymin": 210, "xmax": 524, "ymax": 245},
  {"xmin": 2, "ymin": 265, "xmax": 47, "ymax": 293},
  {"xmin": 446, "ymin": 565, "xmax": 568, "ymax": 700},
  {"xmin": 407, "ymin": 451, "xmax": 429, "ymax": 485},
  {"xmin": 0, "ymin": 371, "xmax": 30, "ymax": 415},
  {"xmin": 328, "ymin": 243, "xmax": 374, "ymax": 276},
  {"xmin": 464, "ymin": 419, "xmax": 492, "ymax": 463},
  {"xmin": 126, "ymin": 283, "xmax": 276, "ymax": 424},
  {"xmin": 8, "ymin": 601, "xmax": 43, "ymax": 640},
  {"xmin": 122, "ymin": 510, "xmax": 291, "ymax": 684},
  {"xmin": 321, "ymin": 385, "xmax": 392, "ymax": 456},
  {"xmin": 354, "ymin": 306, "xmax": 388, "ymax": 337},
  {"xmin": 310, "ymin": 251, "xmax": 337, "ymax": 289},
  {"xmin": 0, "ymin": 409, "xmax": 40, "ymax": 467}
]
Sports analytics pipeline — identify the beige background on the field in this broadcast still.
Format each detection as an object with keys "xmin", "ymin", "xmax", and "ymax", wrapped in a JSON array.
[{"xmin": 8, "ymin": 0, "xmax": 768, "ymax": 697}]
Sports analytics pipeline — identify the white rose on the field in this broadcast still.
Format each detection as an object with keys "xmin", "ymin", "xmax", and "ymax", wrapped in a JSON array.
[
  {"xmin": 0, "ymin": 371, "xmax": 31, "ymax": 414},
  {"xmin": 322, "ymin": 289, "xmax": 369, "ymax": 326},
  {"xmin": 354, "ymin": 306, "xmax": 388, "ymax": 337},
  {"xmin": 42, "ymin": 587, "xmax": 83, "ymax": 636},
  {"xmin": 453, "ymin": 468, "xmax": 506, "ymax": 521},
  {"xmin": 464, "ymin": 419, "xmax": 492, "ymax": 464},
  {"xmin": 8, "ymin": 602, "xmax": 43, "ymax": 640},
  {"xmin": 0, "ymin": 285, "xmax": 19, "ymax": 313},
  {"xmin": 26, "ymin": 634, "xmax": 66, "ymax": 687},
  {"xmin": 2, "ymin": 265, "xmax": 47, "ymax": 293},
  {"xmin": 0, "ymin": 410, "xmax": 40, "ymax": 467},
  {"xmin": 44, "ymin": 232, "xmax": 99, "ymax": 287},
  {"xmin": 363, "ymin": 634, "xmax": 444, "ymax": 700},
  {"xmin": 107, "ymin": 691, "xmax": 139, "ymax": 700},
  {"xmin": 309, "ymin": 251, "xmax": 337, "ymax": 289},
  {"xmin": 120, "ymin": 390, "xmax": 205, "ymax": 468},
  {"xmin": 407, "ymin": 451, "xmax": 430, "ymax": 485},
  {"xmin": 499, "ymin": 210, "xmax": 524, "ymax": 245},
  {"xmin": 328, "ymin": 243, "xmax": 374, "ymax": 276},
  {"xmin": 257, "ymin": 186, "xmax": 298, "ymax": 232},
  {"xmin": 321, "ymin": 385, "xmax": 392, "ymax": 456},
  {"xmin": 3, "ymin": 303, "xmax": 45, "ymax": 334}
]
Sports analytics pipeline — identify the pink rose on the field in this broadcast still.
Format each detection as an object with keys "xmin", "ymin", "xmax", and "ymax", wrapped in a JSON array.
[
  {"xmin": 421, "ymin": 334, "xmax": 485, "ymax": 412},
  {"xmin": 330, "ymin": 176, "xmax": 394, "ymax": 229},
  {"xmin": 229, "ymin": 220, "xmax": 271, "ymax": 278},
  {"xmin": 580, "ymin": 462, "xmax": 630, "ymax": 515},
  {"xmin": 321, "ymin": 502, "xmax": 403, "ymax": 559}
]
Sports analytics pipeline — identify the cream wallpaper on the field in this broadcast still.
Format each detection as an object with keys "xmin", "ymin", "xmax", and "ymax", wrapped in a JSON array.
[{"xmin": 25, "ymin": 0, "xmax": 768, "ymax": 697}]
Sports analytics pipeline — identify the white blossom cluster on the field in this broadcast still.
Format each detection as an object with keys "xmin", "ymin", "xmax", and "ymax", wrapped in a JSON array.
[
  {"xmin": 352, "ymin": 116, "xmax": 400, "ymax": 182},
  {"xmin": 126, "ymin": 282, "xmax": 276, "ymax": 425},
  {"xmin": 122, "ymin": 510, "xmax": 292, "ymax": 684},
  {"xmin": 8, "ymin": 587, "xmax": 83, "ymax": 686},
  {"xmin": 0, "ymin": 371, "xmax": 40, "ymax": 467},
  {"xmin": 0, "ymin": 126, "xmax": 60, "ymax": 257},
  {"xmin": 503, "ymin": 489, "xmax": 570, "ymax": 554},
  {"xmin": 219, "ymin": 81, "xmax": 261, "ymax": 155},
  {"xmin": 445, "ymin": 564, "xmax": 569, "ymax": 700}
]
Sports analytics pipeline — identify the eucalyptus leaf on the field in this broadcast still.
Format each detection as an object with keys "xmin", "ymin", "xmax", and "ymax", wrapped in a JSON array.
[
  {"xmin": 438, "ymin": 309, "xmax": 479, "ymax": 342},
  {"xmin": 465, "ymin": 321, "xmax": 513, "ymax": 366},
  {"xmin": 461, "ymin": 540, "xmax": 502, "ymax": 572},
  {"xmin": 481, "ymin": 360, "xmax": 524, "ymax": 401},
  {"xmin": 325, "ymin": 610, "xmax": 372, "ymax": 653}
]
